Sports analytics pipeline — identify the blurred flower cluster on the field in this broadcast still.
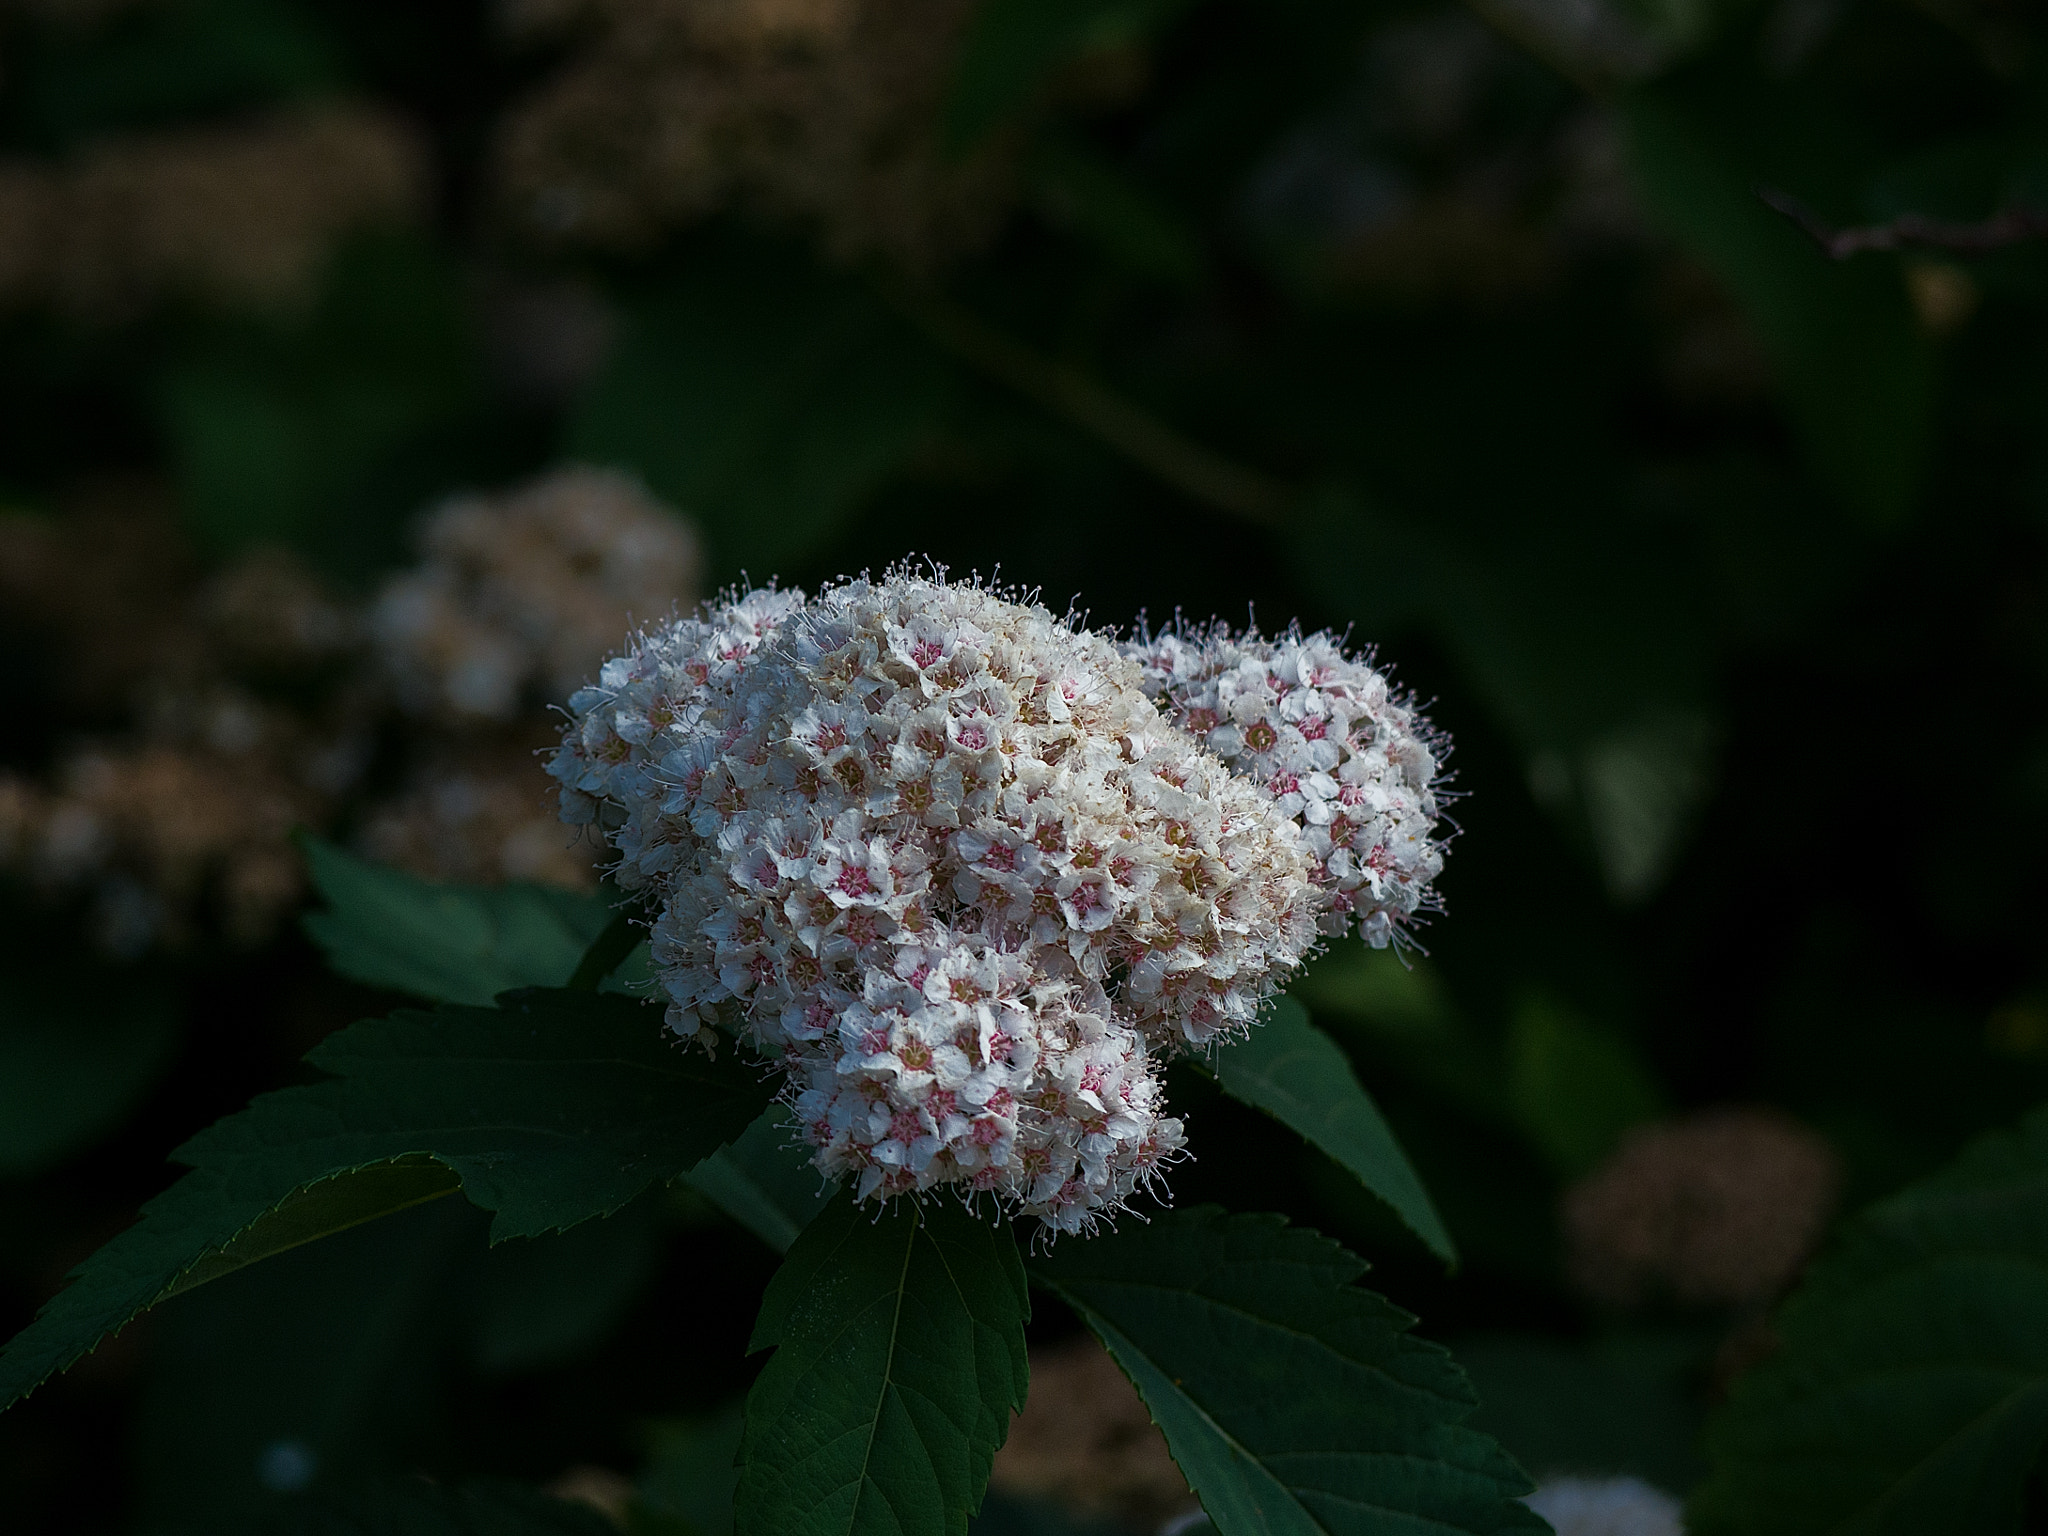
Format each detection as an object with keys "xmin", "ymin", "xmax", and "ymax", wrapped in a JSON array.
[
  {"xmin": 1561, "ymin": 1107, "xmax": 1841, "ymax": 1311},
  {"xmin": 493, "ymin": 0, "xmax": 1013, "ymax": 268},
  {"xmin": 0, "ymin": 467, "xmax": 699, "ymax": 956},
  {"xmin": 0, "ymin": 104, "xmax": 426, "ymax": 321}
]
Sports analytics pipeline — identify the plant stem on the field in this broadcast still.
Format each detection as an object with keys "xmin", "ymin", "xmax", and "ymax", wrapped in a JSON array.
[{"xmin": 890, "ymin": 284, "xmax": 1294, "ymax": 528}]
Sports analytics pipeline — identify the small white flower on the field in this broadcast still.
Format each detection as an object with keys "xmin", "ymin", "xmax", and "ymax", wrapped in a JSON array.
[{"xmin": 1124, "ymin": 623, "xmax": 1450, "ymax": 949}]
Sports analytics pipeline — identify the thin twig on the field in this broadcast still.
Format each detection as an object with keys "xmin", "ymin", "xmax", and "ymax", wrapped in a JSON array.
[
  {"xmin": 888, "ymin": 284, "xmax": 1294, "ymax": 528},
  {"xmin": 1757, "ymin": 185, "xmax": 2048, "ymax": 259}
]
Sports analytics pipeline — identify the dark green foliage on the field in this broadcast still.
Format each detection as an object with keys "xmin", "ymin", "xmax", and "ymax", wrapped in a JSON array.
[
  {"xmin": 139, "ymin": 1198, "xmax": 483, "ymax": 1531},
  {"xmin": 737, "ymin": 1192, "xmax": 1031, "ymax": 1536},
  {"xmin": 568, "ymin": 244, "xmax": 951, "ymax": 577},
  {"xmin": 157, "ymin": 233, "xmax": 486, "ymax": 576},
  {"xmin": 1212, "ymin": 997, "xmax": 1455, "ymax": 1263},
  {"xmin": 0, "ymin": 968, "xmax": 180, "ymax": 1176},
  {"xmin": 1504, "ymin": 997, "xmax": 1664, "ymax": 1177},
  {"xmin": 264, "ymin": 1478, "xmax": 621, "ymax": 1535},
  {"xmin": 1029, "ymin": 1208, "xmax": 1545, "ymax": 1536},
  {"xmin": 1693, "ymin": 1105, "xmax": 2048, "ymax": 1536},
  {"xmin": 683, "ymin": 1109, "xmax": 835, "ymax": 1255},
  {"xmin": 8, "ymin": 0, "xmax": 343, "ymax": 148},
  {"xmin": 945, "ymin": 0, "xmax": 1190, "ymax": 149},
  {"xmin": 468, "ymin": 1196, "xmax": 666, "ymax": 1375},
  {"xmin": 302, "ymin": 839, "xmax": 614, "ymax": 1006},
  {"xmin": 0, "ymin": 989, "xmax": 772, "ymax": 1409},
  {"xmin": 1460, "ymin": 1333, "xmax": 1706, "ymax": 1494},
  {"xmin": 3, "ymin": 0, "xmax": 2048, "ymax": 1526},
  {"xmin": 640, "ymin": 1403, "xmax": 747, "ymax": 1536}
]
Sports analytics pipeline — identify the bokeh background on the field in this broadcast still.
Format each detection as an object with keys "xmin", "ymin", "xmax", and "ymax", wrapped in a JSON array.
[{"xmin": 1, "ymin": 0, "xmax": 2046, "ymax": 1531}]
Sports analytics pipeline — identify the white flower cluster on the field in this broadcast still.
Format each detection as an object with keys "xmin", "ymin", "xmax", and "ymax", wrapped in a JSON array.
[
  {"xmin": 1123, "ymin": 624, "xmax": 1447, "ymax": 949},
  {"xmin": 550, "ymin": 574, "xmax": 1322, "ymax": 1231}
]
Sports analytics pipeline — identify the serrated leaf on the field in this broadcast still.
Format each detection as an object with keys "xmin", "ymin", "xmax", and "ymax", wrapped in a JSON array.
[
  {"xmin": 301, "ymin": 837, "xmax": 613, "ymax": 1006},
  {"xmin": 737, "ymin": 1192, "xmax": 1030, "ymax": 1536},
  {"xmin": 684, "ymin": 1110, "xmax": 835, "ymax": 1254},
  {"xmin": 0, "ymin": 989, "xmax": 773, "ymax": 1411},
  {"xmin": 1692, "ymin": 1103, "xmax": 2048, "ymax": 1536},
  {"xmin": 1213, "ymin": 997, "xmax": 1455, "ymax": 1264},
  {"xmin": 1029, "ymin": 1207, "xmax": 1543, "ymax": 1536}
]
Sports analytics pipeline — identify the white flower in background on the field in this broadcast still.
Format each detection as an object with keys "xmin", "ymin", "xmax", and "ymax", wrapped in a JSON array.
[
  {"xmin": 1124, "ymin": 623, "xmax": 1448, "ymax": 949},
  {"xmin": 374, "ymin": 465, "xmax": 702, "ymax": 722},
  {"xmin": 550, "ymin": 572, "xmax": 1322, "ymax": 1232},
  {"xmin": 1524, "ymin": 1476, "xmax": 1684, "ymax": 1536}
]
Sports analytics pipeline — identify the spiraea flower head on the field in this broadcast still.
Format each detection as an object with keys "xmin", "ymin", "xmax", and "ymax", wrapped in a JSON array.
[
  {"xmin": 1123, "ymin": 623, "xmax": 1449, "ymax": 949},
  {"xmin": 550, "ymin": 570, "xmax": 1323, "ymax": 1232}
]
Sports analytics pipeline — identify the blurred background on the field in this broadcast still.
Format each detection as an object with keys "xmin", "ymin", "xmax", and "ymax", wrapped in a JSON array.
[{"xmin": 0, "ymin": 0, "xmax": 2045, "ymax": 1531}]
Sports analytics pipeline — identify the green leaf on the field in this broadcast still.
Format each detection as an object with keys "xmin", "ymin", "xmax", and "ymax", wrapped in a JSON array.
[
  {"xmin": 1692, "ymin": 1103, "xmax": 2048, "ymax": 1536},
  {"xmin": 1507, "ymin": 996, "xmax": 1663, "ymax": 1177},
  {"xmin": 1213, "ymin": 997, "xmax": 1455, "ymax": 1264},
  {"xmin": 265, "ymin": 1477, "xmax": 621, "ymax": 1535},
  {"xmin": 641, "ymin": 1402, "xmax": 747, "ymax": 1536},
  {"xmin": 1028, "ymin": 1207, "xmax": 1543, "ymax": 1536},
  {"xmin": 568, "ymin": 235, "xmax": 949, "ymax": 580},
  {"xmin": 0, "ymin": 989, "xmax": 773, "ymax": 1411},
  {"xmin": 683, "ymin": 1110, "xmax": 835, "ymax": 1255},
  {"xmin": 736, "ymin": 1191, "xmax": 1030, "ymax": 1536},
  {"xmin": 301, "ymin": 837, "xmax": 613, "ymax": 1006},
  {"xmin": 0, "ymin": 972, "xmax": 181, "ymax": 1177}
]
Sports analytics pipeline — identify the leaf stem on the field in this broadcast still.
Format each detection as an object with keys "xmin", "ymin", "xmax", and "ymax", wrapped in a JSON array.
[
  {"xmin": 1757, "ymin": 185, "xmax": 2048, "ymax": 258},
  {"xmin": 887, "ymin": 283, "xmax": 1294, "ymax": 528}
]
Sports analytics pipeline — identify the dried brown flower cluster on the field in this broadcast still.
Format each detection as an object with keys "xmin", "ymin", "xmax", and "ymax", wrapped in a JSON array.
[
  {"xmin": 1561, "ymin": 1107, "xmax": 1842, "ymax": 1310},
  {"xmin": 493, "ymin": 0, "xmax": 1011, "ymax": 269},
  {"xmin": 360, "ymin": 730, "xmax": 603, "ymax": 890},
  {"xmin": 988, "ymin": 1335, "xmax": 1194, "ymax": 1531},
  {"xmin": 0, "ymin": 104, "xmax": 427, "ymax": 321},
  {"xmin": 0, "ymin": 466, "xmax": 701, "ymax": 953},
  {"xmin": 0, "ymin": 496, "xmax": 372, "ymax": 952},
  {"xmin": 373, "ymin": 466, "xmax": 701, "ymax": 723}
]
